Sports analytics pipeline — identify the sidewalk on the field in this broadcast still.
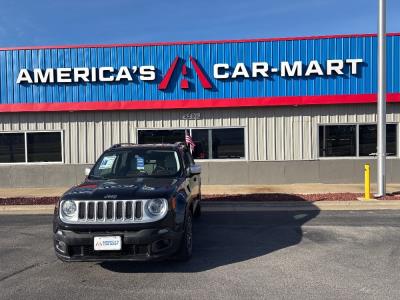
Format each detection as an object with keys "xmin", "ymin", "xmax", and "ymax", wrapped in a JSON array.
[{"xmin": 1, "ymin": 183, "xmax": 400, "ymax": 198}]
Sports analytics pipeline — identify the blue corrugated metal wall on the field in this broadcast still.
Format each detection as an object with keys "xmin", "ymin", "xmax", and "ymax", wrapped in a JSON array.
[{"xmin": 0, "ymin": 35, "xmax": 399, "ymax": 105}]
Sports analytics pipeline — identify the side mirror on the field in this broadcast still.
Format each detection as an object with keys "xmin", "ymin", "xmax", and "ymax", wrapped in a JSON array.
[
  {"xmin": 188, "ymin": 165, "xmax": 201, "ymax": 176},
  {"xmin": 84, "ymin": 168, "xmax": 91, "ymax": 176}
]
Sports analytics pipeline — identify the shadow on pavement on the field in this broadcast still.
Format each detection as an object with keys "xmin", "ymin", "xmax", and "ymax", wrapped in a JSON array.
[{"xmin": 101, "ymin": 197, "xmax": 320, "ymax": 273}]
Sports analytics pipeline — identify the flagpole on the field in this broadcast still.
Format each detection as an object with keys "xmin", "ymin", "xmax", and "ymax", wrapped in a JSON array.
[
  {"xmin": 376, "ymin": 0, "xmax": 387, "ymax": 197},
  {"xmin": 185, "ymin": 129, "xmax": 195, "ymax": 154}
]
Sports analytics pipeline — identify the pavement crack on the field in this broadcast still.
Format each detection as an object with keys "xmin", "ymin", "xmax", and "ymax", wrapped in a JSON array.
[{"xmin": 0, "ymin": 263, "xmax": 40, "ymax": 282}]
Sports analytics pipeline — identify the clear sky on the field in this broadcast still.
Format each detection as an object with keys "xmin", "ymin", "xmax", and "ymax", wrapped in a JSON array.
[{"xmin": 0, "ymin": 0, "xmax": 399, "ymax": 47}]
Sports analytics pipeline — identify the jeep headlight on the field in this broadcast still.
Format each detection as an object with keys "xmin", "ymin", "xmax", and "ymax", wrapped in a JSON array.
[
  {"xmin": 145, "ymin": 198, "xmax": 167, "ymax": 216},
  {"xmin": 61, "ymin": 200, "xmax": 77, "ymax": 218}
]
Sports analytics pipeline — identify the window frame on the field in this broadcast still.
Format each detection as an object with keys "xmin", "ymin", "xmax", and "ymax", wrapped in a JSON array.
[
  {"xmin": 0, "ymin": 130, "xmax": 64, "ymax": 165},
  {"xmin": 136, "ymin": 126, "xmax": 248, "ymax": 161},
  {"xmin": 317, "ymin": 123, "xmax": 399, "ymax": 159}
]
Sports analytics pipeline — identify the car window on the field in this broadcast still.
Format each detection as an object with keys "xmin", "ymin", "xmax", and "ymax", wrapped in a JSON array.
[{"xmin": 90, "ymin": 149, "xmax": 181, "ymax": 179}]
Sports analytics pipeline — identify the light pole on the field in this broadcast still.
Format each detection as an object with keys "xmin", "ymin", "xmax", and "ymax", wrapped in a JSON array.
[{"xmin": 376, "ymin": 0, "xmax": 387, "ymax": 197}]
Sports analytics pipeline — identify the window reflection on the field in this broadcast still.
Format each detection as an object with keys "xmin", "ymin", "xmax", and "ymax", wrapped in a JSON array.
[
  {"xmin": 319, "ymin": 125, "xmax": 356, "ymax": 157},
  {"xmin": 359, "ymin": 124, "xmax": 397, "ymax": 156},
  {"xmin": 138, "ymin": 128, "xmax": 245, "ymax": 159},
  {"xmin": 192, "ymin": 129, "xmax": 209, "ymax": 159},
  {"xmin": 138, "ymin": 130, "xmax": 185, "ymax": 144},
  {"xmin": 0, "ymin": 133, "xmax": 25, "ymax": 163},
  {"xmin": 212, "ymin": 128, "xmax": 245, "ymax": 159},
  {"xmin": 319, "ymin": 124, "xmax": 398, "ymax": 157},
  {"xmin": 27, "ymin": 132, "xmax": 62, "ymax": 162}
]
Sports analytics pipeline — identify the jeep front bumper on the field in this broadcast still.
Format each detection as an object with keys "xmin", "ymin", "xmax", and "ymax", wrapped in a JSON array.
[{"xmin": 54, "ymin": 227, "xmax": 183, "ymax": 262}]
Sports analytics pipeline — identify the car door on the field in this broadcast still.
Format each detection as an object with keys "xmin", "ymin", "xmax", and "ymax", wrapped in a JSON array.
[{"xmin": 183, "ymin": 150, "xmax": 200, "ymax": 200}]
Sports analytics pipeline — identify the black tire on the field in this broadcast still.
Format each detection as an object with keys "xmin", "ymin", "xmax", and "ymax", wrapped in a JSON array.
[
  {"xmin": 175, "ymin": 211, "xmax": 193, "ymax": 261},
  {"xmin": 193, "ymin": 201, "xmax": 201, "ymax": 218}
]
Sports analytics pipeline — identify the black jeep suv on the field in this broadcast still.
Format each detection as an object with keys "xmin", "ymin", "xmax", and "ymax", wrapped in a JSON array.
[{"xmin": 53, "ymin": 143, "xmax": 201, "ymax": 261}]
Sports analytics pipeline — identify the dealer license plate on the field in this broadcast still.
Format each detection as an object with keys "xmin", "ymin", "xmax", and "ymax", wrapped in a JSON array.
[{"xmin": 94, "ymin": 236, "xmax": 122, "ymax": 251}]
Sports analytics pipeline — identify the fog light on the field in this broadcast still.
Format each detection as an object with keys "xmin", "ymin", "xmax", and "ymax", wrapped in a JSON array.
[
  {"xmin": 151, "ymin": 239, "xmax": 171, "ymax": 253},
  {"xmin": 55, "ymin": 240, "xmax": 67, "ymax": 254}
]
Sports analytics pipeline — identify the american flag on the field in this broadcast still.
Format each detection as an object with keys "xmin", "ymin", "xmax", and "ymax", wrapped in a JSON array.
[{"xmin": 185, "ymin": 129, "xmax": 195, "ymax": 153}]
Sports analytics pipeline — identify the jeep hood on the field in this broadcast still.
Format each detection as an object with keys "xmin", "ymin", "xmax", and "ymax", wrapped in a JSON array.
[{"xmin": 61, "ymin": 177, "xmax": 183, "ymax": 201}]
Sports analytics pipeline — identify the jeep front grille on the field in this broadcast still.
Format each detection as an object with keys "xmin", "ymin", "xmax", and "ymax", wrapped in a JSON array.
[
  {"xmin": 79, "ymin": 200, "xmax": 143, "ymax": 221},
  {"xmin": 59, "ymin": 199, "xmax": 167, "ymax": 224}
]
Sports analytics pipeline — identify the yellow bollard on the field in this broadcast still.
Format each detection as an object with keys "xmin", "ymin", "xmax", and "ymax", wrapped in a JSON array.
[{"xmin": 364, "ymin": 164, "xmax": 372, "ymax": 200}]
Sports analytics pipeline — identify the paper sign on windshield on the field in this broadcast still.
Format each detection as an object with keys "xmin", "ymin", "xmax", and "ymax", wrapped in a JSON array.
[
  {"xmin": 99, "ymin": 155, "xmax": 116, "ymax": 170},
  {"xmin": 136, "ymin": 156, "xmax": 145, "ymax": 170}
]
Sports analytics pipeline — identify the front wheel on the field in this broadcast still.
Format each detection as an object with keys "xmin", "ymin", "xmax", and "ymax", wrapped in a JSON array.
[
  {"xmin": 193, "ymin": 201, "xmax": 201, "ymax": 218},
  {"xmin": 175, "ymin": 211, "xmax": 193, "ymax": 261}
]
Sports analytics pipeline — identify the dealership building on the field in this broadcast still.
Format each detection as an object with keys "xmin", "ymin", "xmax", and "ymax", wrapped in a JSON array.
[{"xmin": 0, "ymin": 33, "xmax": 399, "ymax": 188}]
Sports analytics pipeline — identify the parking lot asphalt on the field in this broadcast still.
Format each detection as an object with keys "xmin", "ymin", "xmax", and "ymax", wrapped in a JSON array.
[{"xmin": 1, "ymin": 205, "xmax": 400, "ymax": 299}]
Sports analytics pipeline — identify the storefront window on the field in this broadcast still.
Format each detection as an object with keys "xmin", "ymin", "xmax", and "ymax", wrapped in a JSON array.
[
  {"xmin": 27, "ymin": 132, "xmax": 62, "ymax": 162},
  {"xmin": 0, "ymin": 131, "xmax": 63, "ymax": 163},
  {"xmin": 0, "ymin": 133, "xmax": 25, "ymax": 163},
  {"xmin": 319, "ymin": 125, "xmax": 357, "ymax": 157},
  {"xmin": 138, "ymin": 128, "xmax": 245, "ymax": 159},
  {"xmin": 191, "ymin": 129, "xmax": 209, "ymax": 159},
  {"xmin": 138, "ymin": 130, "xmax": 185, "ymax": 144},
  {"xmin": 319, "ymin": 124, "xmax": 398, "ymax": 157},
  {"xmin": 212, "ymin": 128, "xmax": 245, "ymax": 159},
  {"xmin": 359, "ymin": 124, "xmax": 397, "ymax": 156}
]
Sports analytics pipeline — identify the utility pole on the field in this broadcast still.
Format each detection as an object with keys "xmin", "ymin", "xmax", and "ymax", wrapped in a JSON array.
[{"xmin": 376, "ymin": 0, "xmax": 387, "ymax": 197}]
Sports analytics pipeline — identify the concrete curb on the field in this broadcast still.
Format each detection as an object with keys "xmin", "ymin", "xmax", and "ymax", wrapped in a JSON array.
[{"xmin": 2, "ymin": 200, "xmax": 400, "ymax": 215}]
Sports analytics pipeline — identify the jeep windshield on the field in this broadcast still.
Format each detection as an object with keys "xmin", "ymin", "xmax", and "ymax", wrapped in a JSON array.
[{"xmin": 89, "ymin": 148, "xmax": 182, "ymax": 179}]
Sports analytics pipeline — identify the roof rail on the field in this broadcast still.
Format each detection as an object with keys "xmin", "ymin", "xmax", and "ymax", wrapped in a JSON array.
[
  {"xmin": 174, "ymin": 142, "xmax": 187, "ymax": 148},
  {"xmin": 107, "ymin": 143, "xmax": 136, "ymax": 150}
]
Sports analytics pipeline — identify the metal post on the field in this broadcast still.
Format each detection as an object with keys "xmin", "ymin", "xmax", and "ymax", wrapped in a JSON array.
[
  {"xmin": 364, "ymin": 164, "xmax": 372, "ymax": 200},
  {"xmin": 376, "ymin": 0, "xmax": 387, "ymax": 197}
]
